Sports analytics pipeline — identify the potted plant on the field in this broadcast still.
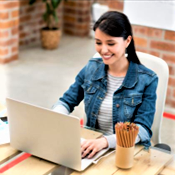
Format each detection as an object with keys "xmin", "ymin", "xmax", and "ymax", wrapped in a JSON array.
[{"xmin": 29, "ymin": 0, "xmax": 62, "ymax": 49}]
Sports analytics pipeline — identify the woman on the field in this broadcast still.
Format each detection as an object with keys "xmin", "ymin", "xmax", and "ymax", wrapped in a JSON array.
[{"xmin": 53, "ymin": 11, "xmax": 158, "ymax": 159}]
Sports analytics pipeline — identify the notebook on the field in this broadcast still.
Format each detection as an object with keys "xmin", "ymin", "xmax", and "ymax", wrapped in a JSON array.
[{"xmin": 6, "ymin": 98, "xmax": 109, "ymax": 171}]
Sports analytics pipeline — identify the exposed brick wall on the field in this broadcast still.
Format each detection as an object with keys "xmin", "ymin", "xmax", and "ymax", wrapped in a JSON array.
[
  {"xmin": 19, "ymin": 0, "xmax": 63, "ymax": 47},
  {"xmin": 132, "ymin": 26, "xmax": 175, "ymax": 108},
  {"xmin": 0, "ymin": 0, "xmax": 19, "ymax": 63},
  {"xmin": 63, "ymin": 0, "xmax": 91, "ymax": 36},
  {"xmin": 97, "ymin": 0, "xmax": 175, "ymax": 108},
  {"xmin": 19, "ymin": 0, "xmax": 45, "ymax": 46}
]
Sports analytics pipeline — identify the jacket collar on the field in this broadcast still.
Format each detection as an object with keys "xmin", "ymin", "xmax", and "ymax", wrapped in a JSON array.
[
  {"xmin": 92, "ymin": 61, "xmax": 138, "ymax": 88},
  {"xmin": 92, "ymin": 63, "xmax": 107, "ymax": 81},
  {"xmin": 122, "ymin": 61, "xmax": 138, "ymax": 88}
]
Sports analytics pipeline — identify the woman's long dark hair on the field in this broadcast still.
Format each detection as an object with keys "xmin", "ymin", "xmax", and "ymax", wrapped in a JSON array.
[{"xmin": 93, "ymin": 11, "xmax": 140, "ymax": 64}]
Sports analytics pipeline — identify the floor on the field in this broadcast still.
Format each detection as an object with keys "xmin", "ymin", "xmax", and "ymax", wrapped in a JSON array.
[{"xmin": 0, "ymin": 35, "xmax": 174, "ymax": 153}]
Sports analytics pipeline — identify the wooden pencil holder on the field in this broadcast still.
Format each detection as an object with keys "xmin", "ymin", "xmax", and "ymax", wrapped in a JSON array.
[{"xmin": 115, "ymin": 144, "xmax": 134, "ymax": 169}]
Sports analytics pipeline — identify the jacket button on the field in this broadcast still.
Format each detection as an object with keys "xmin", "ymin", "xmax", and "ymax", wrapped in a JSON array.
[{"xmin": 116, "ymin": 104, "xmax": 120, "ymax": 108}]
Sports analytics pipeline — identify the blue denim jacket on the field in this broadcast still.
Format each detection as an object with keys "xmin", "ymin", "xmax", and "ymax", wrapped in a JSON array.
[{"xmin": 56, "ymin": 58, "xmax": 158, "ymax": 147}]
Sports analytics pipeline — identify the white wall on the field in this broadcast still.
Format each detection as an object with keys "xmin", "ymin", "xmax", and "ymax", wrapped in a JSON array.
[{"xmin": 124, "ymin": 0, "xmax": 175, "ymax": 31}]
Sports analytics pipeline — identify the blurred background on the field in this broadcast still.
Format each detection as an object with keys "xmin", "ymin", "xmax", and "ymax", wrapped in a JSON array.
[{"xmin": 0, "ymin": 0, "xmax": 175, "ymax": 152}]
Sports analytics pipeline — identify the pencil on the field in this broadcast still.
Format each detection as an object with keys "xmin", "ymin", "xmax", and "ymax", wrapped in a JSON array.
[{"xmin": 115, "ymin": 122, "xmax": 139, "ymax": 148}]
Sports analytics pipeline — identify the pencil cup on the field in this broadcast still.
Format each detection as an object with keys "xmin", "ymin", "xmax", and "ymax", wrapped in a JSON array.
[{"xmin": 115, "ymin": 144, "xmax": 134, "ymax": 169}]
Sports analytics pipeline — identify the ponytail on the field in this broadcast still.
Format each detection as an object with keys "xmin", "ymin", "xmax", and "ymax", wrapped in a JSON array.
[{"xmin": 127, "ymin": 38, "xmax": 140, "ymax": 64}]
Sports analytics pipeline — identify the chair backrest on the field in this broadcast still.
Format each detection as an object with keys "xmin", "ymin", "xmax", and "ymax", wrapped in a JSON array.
[
  {"xmin": 136, "ymin": 51, "xmax": 169, "ymax": 144},
  {"xmin": 93, "ymin": 52, "xmax": 169, "ymax": 144}
]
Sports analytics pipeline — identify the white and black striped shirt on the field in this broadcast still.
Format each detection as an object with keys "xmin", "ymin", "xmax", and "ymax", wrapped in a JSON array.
[{"xmin": 98, "ymin": 73, "xmax": 124, "ymax": 135}]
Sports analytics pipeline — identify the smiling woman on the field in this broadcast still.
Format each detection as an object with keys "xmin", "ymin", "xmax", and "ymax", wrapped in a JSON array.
[
  {"xmin": 94, "ymin": 29, "xmax": 131, "ymax": 77},
  {"xmin": 52, "ymin": 11, "xmax": 158, "ymax": 159}
]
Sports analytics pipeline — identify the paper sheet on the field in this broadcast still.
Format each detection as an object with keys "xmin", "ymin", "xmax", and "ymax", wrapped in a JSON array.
[{"xmin": 0, "ymin": 119, "xmax": 10, "ymax": 144}]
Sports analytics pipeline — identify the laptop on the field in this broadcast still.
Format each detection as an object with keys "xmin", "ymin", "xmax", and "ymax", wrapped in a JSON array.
[{"xmin": 6, "ymin": 98, "xmax": 109, "ymax": 171}]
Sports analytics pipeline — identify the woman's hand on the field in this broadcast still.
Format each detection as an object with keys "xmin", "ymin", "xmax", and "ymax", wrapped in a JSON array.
[{"xmin": 81, "ymin": 137, "xmax": 108, "ymax": 159}]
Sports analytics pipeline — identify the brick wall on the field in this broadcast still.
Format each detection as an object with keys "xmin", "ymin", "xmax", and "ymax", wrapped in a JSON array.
[
  {"xmin": 133, "ymin": 27, "xmax": 175, "ymax": 108},
  {"xmin": 63, "ymin": 0, "xmax": 91, "ymax": 36},
  {"xmin": 19, "ymin": 0, "xmax": 63, "ymax": 47},
  {"xmin": 0, "ymin": 0, "xmax": 19, "ymax": 63},
  {"xmin": 19, "ymin": 0, "xmax": 45, "ymax": 46}
]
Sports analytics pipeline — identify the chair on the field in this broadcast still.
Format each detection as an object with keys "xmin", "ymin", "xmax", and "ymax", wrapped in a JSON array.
[
  {"xmin": 93, "ymin": 51, "xmax": 170, "ymax": 149},
  {"xmin": 136, "ymin": 51, "xmax": 169, "ymax": 146}
]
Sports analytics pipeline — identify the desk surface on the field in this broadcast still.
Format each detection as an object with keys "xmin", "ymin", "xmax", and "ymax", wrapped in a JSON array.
[{"xmin": 0, "ymin": 128, "xmax": 174, "ymax": 175}]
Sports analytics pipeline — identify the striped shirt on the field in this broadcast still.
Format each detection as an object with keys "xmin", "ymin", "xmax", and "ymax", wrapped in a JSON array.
[{"xmin": 97, "ymin": 73, "xmax": 124, "ymax": 135}]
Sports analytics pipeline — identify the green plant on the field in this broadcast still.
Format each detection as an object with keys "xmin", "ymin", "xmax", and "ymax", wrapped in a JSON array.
[{"xmin": 29, "ymin": 0, "xmax": 62, "ymax": 29}]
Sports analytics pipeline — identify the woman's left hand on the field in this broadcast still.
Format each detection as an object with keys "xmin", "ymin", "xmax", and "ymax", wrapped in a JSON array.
[{"xmin": 81, "ymin": 137, "xmax": 108, "ymax": 159}]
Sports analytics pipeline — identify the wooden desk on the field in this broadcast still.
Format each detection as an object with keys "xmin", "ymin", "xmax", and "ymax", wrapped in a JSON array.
[{"xmin": 0, "ymin": 128, "xmax": 174, "ymax": 175}]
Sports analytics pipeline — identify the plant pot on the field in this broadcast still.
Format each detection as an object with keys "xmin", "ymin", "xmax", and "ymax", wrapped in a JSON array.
[{"xmin": 40, "ymin": 28, "xmax": 61, "ymax": 50}]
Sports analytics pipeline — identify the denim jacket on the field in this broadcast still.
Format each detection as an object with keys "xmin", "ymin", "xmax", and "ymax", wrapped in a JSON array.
[{"xmin": 56, "ymin": 58, "xmax": 158, "ymax": 147}]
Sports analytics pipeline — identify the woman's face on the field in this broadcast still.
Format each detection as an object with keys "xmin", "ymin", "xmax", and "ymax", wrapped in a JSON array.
[{"xmin": 95, "ymin": 28, "xmax": 131, "ymax": 66}]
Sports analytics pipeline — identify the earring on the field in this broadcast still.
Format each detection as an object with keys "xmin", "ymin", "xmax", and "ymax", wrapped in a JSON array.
[{"xmin": 125, "ymin": 48, "xmax": 128, "ymax": 58}]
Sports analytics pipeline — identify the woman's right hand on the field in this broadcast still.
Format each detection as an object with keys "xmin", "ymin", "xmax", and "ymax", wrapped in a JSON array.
[{"xmin": 81, "ymin": 137, "xmax": 108, "ymax": 159}]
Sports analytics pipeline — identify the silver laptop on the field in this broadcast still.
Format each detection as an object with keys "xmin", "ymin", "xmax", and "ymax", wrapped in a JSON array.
[{"xmin": 6, "ymin": 98, "xmax": 109, "ymax": 171}]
